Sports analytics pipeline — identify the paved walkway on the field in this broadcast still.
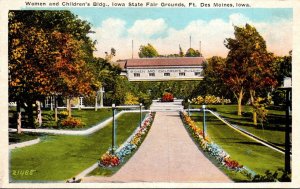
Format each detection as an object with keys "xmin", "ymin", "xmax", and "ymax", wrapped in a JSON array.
[{"xmin": 82, "ymin": 112, "xmax": 232, "ymax": 183}]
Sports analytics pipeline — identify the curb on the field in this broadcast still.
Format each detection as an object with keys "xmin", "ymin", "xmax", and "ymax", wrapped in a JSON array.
[
  {"xmin": 9, "ymin": 111, "xmax": 127, "ymax": 135},
  {"xmin": 9, "ymin": 138, "xmax": 41, "ymax": 149}
]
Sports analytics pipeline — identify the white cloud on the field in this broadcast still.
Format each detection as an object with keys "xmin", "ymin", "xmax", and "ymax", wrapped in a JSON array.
[
  {"xmin": 229, "ymin": 13, "xmax": 251, "ymax": 26},
  {"xmin": 91, "ymin": 14, "xmax": 292, "ymax": 60},
  {"xmin": 128, "ymin": 18, "xmax": 168, "ymax": 38}
]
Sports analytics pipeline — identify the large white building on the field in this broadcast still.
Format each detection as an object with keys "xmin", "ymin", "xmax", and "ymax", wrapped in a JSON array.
[{"xmin": 116, "ymin": 57, "xmax": 205, "ymax": 81}]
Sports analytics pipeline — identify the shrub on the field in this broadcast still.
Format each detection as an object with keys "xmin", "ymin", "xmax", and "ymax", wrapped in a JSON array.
[
  {"xmin": 124, "ymin": 92, "xmax": 139, "ymax": 105},
  {"xmin": 161, "ymin": 92, "xmax": 174, "ymax": 102},
  {"xmin": 138, "ymin": 92, "xmax": 152, "ymax": 109},
  {"xmin": 99, "ymin": 152, "xmax": 120, "ymax": 167},
  {"xmin": 191, "ymin": 95, "xmax": 231, "ymax": 105},
  {"xmin": 60, "ymin": 117, "xmax": 85, "ymax": 128},
  {"xmin": 58, "ymin": 111, "xmax": 69, "ymax": 119},
  {"xmin": 252, "ymin": 169, "xmax": 291, "ymax": 182}
]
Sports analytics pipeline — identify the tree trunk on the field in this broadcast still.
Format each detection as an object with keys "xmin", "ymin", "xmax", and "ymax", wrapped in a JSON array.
[
  {"xmin": 36, "ymin": 100, "xmax": 42, "ymax": 127},
  {"xmin": 95, "ymin": 95, "xmax": 98, "ymax": 111},
  {"xmin": 67, "ymin": 98, "xmax": 72, "ymax": 117},
  {"xmin": 221, "ymin": 96, "xmax": 224, "ymax": 105},
  {"xmin": 237, "ymin": 89, "xmax": 244, "ymax": 116},
  {"xmin": 250, "ymin": 90, "xmax": 258, "ymax": 126},
  {"xmin": 78, "ymin": 97, "xmax": 81, "ymax": 110},
  {"xmin": 17, "ymin": 101, "xmax": 22, "ymax": 134}
]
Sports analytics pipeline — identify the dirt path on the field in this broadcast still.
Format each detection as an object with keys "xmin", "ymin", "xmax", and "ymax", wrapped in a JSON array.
[{"xmin": 82, "ymin": 111, "xmax": 232, "ymax": 183}]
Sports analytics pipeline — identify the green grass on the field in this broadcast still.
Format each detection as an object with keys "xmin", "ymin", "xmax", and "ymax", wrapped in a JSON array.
[
  {"xmin": 9, "ymin": 108, "xmax": 113, "ymax": 130},
  {"xmin": 190, "ymin": 104, "xmax": 286, "ymax": 149},
  {"xmin": 88, "ymin": 113, "xmax": 154, "ymax": 177},
  {"xmin": 10, "ymin": 112, "xmax": 146, "ymax": 182},
  {"xmin": 191, "ymin": 112, "xmax": 285, "ymax": 181}
]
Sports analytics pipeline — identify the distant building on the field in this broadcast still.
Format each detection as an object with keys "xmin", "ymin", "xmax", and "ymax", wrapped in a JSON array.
[{"xmin": 116, "ymin": 57, "xmax": 205, "ymax": 81}]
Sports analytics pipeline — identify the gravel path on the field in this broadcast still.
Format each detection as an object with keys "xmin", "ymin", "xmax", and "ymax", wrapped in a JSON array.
[{"xmin": 82, "ymin": 111, "xmax": 232, "ymax": 183}]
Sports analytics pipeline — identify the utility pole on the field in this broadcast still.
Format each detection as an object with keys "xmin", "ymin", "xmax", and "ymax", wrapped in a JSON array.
[
  {"xmin": 199, "ymin": 41, "xmax": 202, "ymax": 56},
  {"xmin": 132, "ymin": 40, "xmax": 134, "ymax": 59}
]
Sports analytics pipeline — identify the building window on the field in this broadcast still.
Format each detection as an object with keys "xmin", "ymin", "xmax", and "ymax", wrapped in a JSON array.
[
  {"xmin": 149, "ymin": 73, "xmax": 155, "ymax": 77},
  {"xmin": 194, "ymin": 72, "xmax": 201, "ymax": 76},
  {"xmin": 179, "ymin": 72, "xmax": 185, "ymax": 76},
  {"xmin": 134, "ymin": 73, "xmax": 140, "ymax": 77},
  {"xmin": 164, "ymin": 73, "xmax": 170, "ymax": 76}
]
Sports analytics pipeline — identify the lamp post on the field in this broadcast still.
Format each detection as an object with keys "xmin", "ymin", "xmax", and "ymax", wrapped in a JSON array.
[
  {"xmin": 100, "ymin": 87, "xmax": 105, "ymax": 108},
  {"xmin": 278, "ymin": 77, "xmax": 292, "ymax": 173},
  {"xmin": 140, "ymin": 103, "xmax": 143, "ymax": 127},
  {"xmin": 202, "ymin": 104, "xmax": 206, "ymax": 140},
  {"xmin": 188, "ymin": 99, "xmax": 191, "ymax": 116},
  {"xmin": 111, "ymin": 104, "xmax": 116, "ymax": 154}
]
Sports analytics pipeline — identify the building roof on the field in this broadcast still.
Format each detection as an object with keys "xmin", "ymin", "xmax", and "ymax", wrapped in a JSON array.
[{"xmin": 125, "ymin": 57, "xmax": 205, "ymax": 68}]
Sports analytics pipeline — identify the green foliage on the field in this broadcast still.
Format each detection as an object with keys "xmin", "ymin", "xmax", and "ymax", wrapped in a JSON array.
[
  {"xmin": 271, "ymin": 90, "xmax": 286, "ymax": 106},
  {"xmin": 138, "ymin": 93, "xmax": 152, "ymax": 109},
  {"xmin": 191, "ymin": 95, "xmax": 231, "ymax": 105},
  {"xmin": 185, "ymin": 48, "xmax": 201, "ymax": 57},
  {"xmin": 273, "ymin": 51, "xmax": 292, "ymax": 86},
  {"xmin": 124, "ymin": 92, "xmax": 139, "ymax": 105},
  {"xmin": 131, "ymin": 80, "xmax": 201, "ymax": 100},
  {"xmin": 191, "ymin": 56, "xmax": 233, "ymax": 101},
  {"xmin": 138, "ymin": 43, "xmax": 159, "ymax": 58},
  {"xmin": 252, "ymin": 97, "xmax": 271, "ymax": 125},
  {"xmin": 252, "ymin": 169, "xmax": 291, "ymax": 182}
]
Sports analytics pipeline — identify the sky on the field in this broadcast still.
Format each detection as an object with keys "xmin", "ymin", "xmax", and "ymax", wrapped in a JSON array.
[{"xmin": 69, "ymin": 8, "xmax": 293, "ymax": 60}]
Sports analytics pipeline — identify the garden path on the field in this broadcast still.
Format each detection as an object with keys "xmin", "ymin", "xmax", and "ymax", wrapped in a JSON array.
[{"xmin": 82, "ymin": 111, "xmax": 232, "ymax": 183}]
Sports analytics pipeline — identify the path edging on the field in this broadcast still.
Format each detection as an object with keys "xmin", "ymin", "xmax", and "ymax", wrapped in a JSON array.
[
  {"xmin": 9, "ymin": 138, "xmax": 41, "ymax": 149},
  {"xmin": 9, "ymin": 111, "xmax": 126, "ymax": 135}
]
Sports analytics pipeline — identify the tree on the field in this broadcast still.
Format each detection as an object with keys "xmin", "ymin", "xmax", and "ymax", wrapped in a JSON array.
[
  {"xmin": 199, "ymin": 56, "xmax": 232, "ymax": 103},
  {"xmin": 50, "ymin": 31, "xmax": 99, "ymax": 117},
  {"xmin": 274, "ymin": 50, "xmax": 292, "ymax": 85},
  {"xmin": 224, "ymin": 24, "xmax": 277, "ymax": 124},
  {"xmin": 9, "ymin": 10, "xmax": 97, "ymax": 129},
  {"xmin": 105, "ymin": 48, "xmax": 116, "ymax": 61},
  {"xmin": 185, "ymin": 48, "xmax": 201, "ymax": 57},
  {"xmin": 138, "ymin": 43, "xmax": 159, "ymax": 58},
  {"xmin": 271, "ymin": 51, "xmax": 292, "ymax": 105},
  {"xmin": 179, "ymin": 45, "xmax": 184, "ymax": 57}
]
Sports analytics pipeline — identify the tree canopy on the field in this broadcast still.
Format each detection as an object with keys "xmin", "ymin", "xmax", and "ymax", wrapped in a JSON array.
[
  {"xmin": 224, "ymin": 23, "xmax": 277, "ymax": 123},
  {"xmin": 9, "ymin": 10, "xmax": 98, "ymax": 127},
  {"xmin": 185, "ymin": 48, "xmax": 201, "ymax": 57},
  {"xmin": 138, "ymin": 43, "xmax": 159, "ymax": 58}
]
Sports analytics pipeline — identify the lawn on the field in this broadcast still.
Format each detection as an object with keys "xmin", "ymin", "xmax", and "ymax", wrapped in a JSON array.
[
  {"xmin": 191, "ymin": 112, "xmax": 285, "ymax": 178},
  {"xmin": 10, "ymin": 112, "xmax": 146, "ymax": 182},
  {"xmin": 190, "ymin": 104, "xmax": 287, "ymax": 149},
  {"xmin": 9, "ymin": 108, "xmax": 113, "ymax": 130}
]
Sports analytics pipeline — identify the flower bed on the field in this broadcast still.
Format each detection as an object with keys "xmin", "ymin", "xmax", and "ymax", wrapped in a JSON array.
[
  {"xmin": 191, "ymin": 95, "xmax": 231, "ymax": 105},
  {"xmin": 99, "ymin": 112, "xmax": 155, "ymax": 168},
  {"xmin": 161, "ymin": 92, "xmax": 174, "ymax": 102},
  {"xmin": 180, "ymin": 111, "xmax": 256, "ymax": 178}
]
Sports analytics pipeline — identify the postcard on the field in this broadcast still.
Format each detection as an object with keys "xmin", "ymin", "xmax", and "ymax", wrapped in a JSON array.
[{"xmin": 1, "ymin": 0, "xmax": 299, "ymax": 188}]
